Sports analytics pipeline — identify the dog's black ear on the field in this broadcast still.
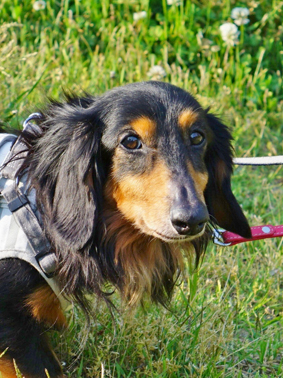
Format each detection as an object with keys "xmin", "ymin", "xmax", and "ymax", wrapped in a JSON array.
[
  {"xmin": 30, "ymin": 102, "xmax": 106, "ymax": 254},
  {"xmin": 204, "ymin": 112, "xmax": 251, "ymax": 238}
]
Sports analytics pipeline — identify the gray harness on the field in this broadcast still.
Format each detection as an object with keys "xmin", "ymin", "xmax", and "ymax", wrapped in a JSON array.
[{"xmin": 0, "ymin": 127, "xmax": 63, "ymax": 301}]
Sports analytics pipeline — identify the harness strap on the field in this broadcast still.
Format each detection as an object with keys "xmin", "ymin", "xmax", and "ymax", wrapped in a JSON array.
[
  {"xmin": 0, "ymin": 129, "xmax": 57, "ymax": 277},
  {"xmin": 0, "ymin": 129, "xmax": 69, "ymax": 308},
  {"xmin": 0, "ymin": 138, "xmax": 28, "ymax": 180},
  {"xmin": 0, "ymin": 181, "xmax": 56, "ymax": 276}
]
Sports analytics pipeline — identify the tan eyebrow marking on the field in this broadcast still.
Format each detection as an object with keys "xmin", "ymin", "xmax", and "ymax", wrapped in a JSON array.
[
  {"xmin": 178, "ymin": 109, "xmax": 198, "ymax": 129},
  {"xmin": 130, "ymin": 117, "xmax": 156, "ymax": 140}
]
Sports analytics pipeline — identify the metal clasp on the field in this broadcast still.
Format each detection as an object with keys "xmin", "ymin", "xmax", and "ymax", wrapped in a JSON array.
[
  {"xmin": 212, "ymin": 228, "xmax": 231, "ymax": 246},
  {"xmin": 23, "ymin": 113, "xmax": 42, "ymax": 130}
]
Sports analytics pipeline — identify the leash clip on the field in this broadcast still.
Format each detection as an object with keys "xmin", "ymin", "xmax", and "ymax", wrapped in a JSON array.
[{"xmin": 212, "ymin": 228, "xmax": 231, "ymax": 247}]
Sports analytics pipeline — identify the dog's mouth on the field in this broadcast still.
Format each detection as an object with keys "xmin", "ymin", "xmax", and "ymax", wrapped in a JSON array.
[
  {"xmin": 149, "ymin": 227, "xmax": 206, "ymax": 243},
  {"xmin": 134, "ymin": 215, "xmax": 207, "ymax": 243}
]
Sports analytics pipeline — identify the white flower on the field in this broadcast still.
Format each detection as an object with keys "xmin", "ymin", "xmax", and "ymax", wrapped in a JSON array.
[
  {"xmin": 167, "ymin": 0, "xmax": 181, "ymax": 5},
  {"xmin": 147, "ymin": 65, "xmax": 166, "ymax": 80},
  {"xmin": 211, "ymin": 45, "xmax": 220, "ymax": 52},
  {"xmin": 231, "ymin": 7, "xmax": 250, "ymax": 25},
  {"xmin": 33, "ymin": 1, "xmax": 46, "ymax": 11},
  {"xmin": 219, "ymin": 23, "xmax": 240, "ymax": 46},
  {"xmin": 133, "ymin": 11, "xmax": 147, "ymax": 21}
]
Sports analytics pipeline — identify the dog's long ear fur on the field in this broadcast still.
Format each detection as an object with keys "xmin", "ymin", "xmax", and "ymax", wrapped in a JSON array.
[
  {"xmin": 34, "ymin": 104, "xmax": 103, "ymax": 251},
  {"xmin": 204, "ymin": 112, "xmax": 251, "ymax": 238},
  {"xmin": 20, "ymin": 99, "xmax": 108, "ymax": 303}
]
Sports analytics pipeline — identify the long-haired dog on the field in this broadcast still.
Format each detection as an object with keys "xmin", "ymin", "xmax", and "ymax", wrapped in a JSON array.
[{"xmin": 0, "ymin": 81, "xmax": 251, "ymax": 378}]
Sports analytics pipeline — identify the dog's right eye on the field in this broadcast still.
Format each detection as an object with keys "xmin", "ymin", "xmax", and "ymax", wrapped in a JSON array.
[{"xmin": 121, "ymin": 135, "xmax": 142, "ymax": 150}]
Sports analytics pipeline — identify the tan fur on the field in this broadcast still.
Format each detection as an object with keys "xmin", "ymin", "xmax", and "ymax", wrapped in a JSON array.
[
  {"xmin": 130, "ymin": 117, "xmax": 156, "ymax": 142},
  {"xmin": 25, "ymin": 286, "xmax": 67, "ymax": 329},
  {"xmin": 187, "ymin": 162, "xmax": 209, "ymax": 201},
  {"xmin": 0, "ymin": 357, "xmax": 64, "ymax": 378},
  {"xmin": 215, "ymin": 159, "xmax": 229, "ymax": 183},
  {"xmin": 110, "ymin": 159, "xmax": 172, "ymax": 236},
  {"xmin": 0, "ymin": 358, "xmax": 16, "ymax": 378},
  {"xmin": 178, "ymin": 109, "xmax": 198, "ymax": 129}
]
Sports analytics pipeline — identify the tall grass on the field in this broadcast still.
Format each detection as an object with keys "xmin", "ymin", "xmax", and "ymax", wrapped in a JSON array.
[{"xmin": 0, "ymin": 0, "xmax": 282, "ymax": 376}]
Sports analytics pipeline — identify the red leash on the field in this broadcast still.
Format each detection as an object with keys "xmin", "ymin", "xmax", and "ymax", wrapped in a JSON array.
[
  {"xmin": 213, "ymin": 155, "xmax": 283, "ymax": 246},
  {"xmin": 213, "ymin": 225, "xmax": 283, "ymax": 246}
]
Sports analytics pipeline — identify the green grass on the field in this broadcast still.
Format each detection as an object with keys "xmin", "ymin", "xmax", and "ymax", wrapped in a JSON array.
[{"xmin": 0, "ymin": 0, "xmax": 283, "ymax": 377}]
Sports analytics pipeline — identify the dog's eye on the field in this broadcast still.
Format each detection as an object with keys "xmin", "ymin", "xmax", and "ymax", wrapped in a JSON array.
[
  {"xmin": 121, "ymin": 135, "xmax": 142, "ymax": 150},
  {"xmin": 190, "ymin": 131, "xmax": 204, "ymax": 146}
]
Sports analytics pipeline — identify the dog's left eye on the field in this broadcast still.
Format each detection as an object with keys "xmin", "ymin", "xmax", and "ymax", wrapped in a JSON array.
[
  {"xmin": 190, "ymin": 131, "xmax": 205, "ymax": 146},
  {"xmin": 121, "ymin": 135, "xmax": 142, "ymax": 150}
]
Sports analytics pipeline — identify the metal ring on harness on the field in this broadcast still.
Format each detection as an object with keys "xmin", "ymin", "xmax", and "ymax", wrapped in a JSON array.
[{"xmin": 23, "ymin": 113, "xmax": 42, "ymax": 129}]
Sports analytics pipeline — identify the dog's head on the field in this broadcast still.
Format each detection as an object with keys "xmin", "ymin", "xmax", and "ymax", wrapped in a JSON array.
[
  {"xmin": 24, "ymin": 81, "xmax": 250, "ymax": 306},
  {"xmin": 100, "ymin": 82, "xmax": 250, "ymax": 240}
]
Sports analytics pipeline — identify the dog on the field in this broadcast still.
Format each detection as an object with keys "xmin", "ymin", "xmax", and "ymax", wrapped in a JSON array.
[{"xmin": 0, "ymin": 81, "xmax": 251, "ymax": 378}]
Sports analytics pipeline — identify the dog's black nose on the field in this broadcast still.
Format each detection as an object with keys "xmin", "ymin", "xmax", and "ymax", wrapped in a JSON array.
[{"xmin": 170, "ymin": 205, "xmax": 209, "ymax": 236}]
